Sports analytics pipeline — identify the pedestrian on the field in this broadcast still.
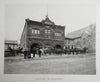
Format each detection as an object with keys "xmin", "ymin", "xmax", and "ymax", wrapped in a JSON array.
[
  {"xmin": 40, "ymin": 48, "xmax": 44, "ymax": 55},
  {"xmin": 32, "ymin": 47, "xmax": 36, "ymax": 57},
  {"xmin": 24, "ymin": 50, "xmax": 27, "ymax": 59},
  {"xmin": 38, "ymin": 48, "xmax": 41, "ymax": 57}
]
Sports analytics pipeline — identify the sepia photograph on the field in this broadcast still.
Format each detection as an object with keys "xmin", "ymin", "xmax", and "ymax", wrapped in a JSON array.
[{"xmin": 4, "ymin": 2, "xmax": 96, "ymax": 75}]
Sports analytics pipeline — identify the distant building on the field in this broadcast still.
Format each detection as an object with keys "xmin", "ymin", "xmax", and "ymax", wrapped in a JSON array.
[
  {"xmin": 4, "ymin": 40, "xmax": 18, "ymax": 56},
  {"xmin": 65, "ymin": 38, "xmax": 74, "ymax": 49},
  {"xmin": 65, "ymin": 24, "xmax": 96, "ymax": 52},
  {"xmin": 5, "ymin": 40, "xmax": 18, "ymax": 51},
  {"xmin": 20, "ymin": 16, "xmax": 65, "ymax": 51}
]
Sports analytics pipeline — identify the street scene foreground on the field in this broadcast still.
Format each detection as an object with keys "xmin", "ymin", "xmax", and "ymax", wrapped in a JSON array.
[{"xmin": 4, "ymin": 53, "xmax": 96, "ymax": 74}]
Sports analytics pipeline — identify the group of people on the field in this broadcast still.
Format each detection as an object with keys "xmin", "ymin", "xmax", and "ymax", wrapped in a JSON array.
[
  {"xmin": 6, "ymin": 46, "xmax": 88, "ymax": 58},
  {"xmin": 5, "ymin": 47, "xmax": 23, "ymax": 57},
  {"xmin": 63, "ymin": 47, "xmax": 88, "ymax": 55},
  {"xmin": 23, "ymin": 46, "xmax": 88, "ymax": 59},
  {"xmin": 23, "ymin": 47, "xmax": 46, "ymax": 59}
]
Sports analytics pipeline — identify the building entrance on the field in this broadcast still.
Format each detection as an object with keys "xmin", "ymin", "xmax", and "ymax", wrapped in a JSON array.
[
  {"xmin": 55, "ymin": 44, "xmax": 62, "ymax": 49},
  {"xmin": 30, "ymin": 43, "xmax": 41, "ymax": 53}
]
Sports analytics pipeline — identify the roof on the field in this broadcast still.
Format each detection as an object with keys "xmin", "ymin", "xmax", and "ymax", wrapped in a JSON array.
[
  {"xmin": 26, "ymin": 19, "xmax": 42, "ymax": 26},
  {"xmin": 25, "ymin": 16, "xmax": 65, "ymax": 27},
  {"xmin": 65, "ymin": 37, "xmax": 74, "ymax": 40},
  {"xmin": 65, "ymin": 24, "xmax": 96, "ymax": 39},
  {"xmin": 5, "ymin": 40, "xmax": 18, "ymax": 44},
  {"xmin": 41, "ymin": 16, "xmax": 55, "ymax": 25}
]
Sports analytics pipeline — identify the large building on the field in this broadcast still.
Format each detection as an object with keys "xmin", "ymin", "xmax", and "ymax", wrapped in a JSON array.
[
  {"xmin": 20, "ymin": 16, "xmax": 65, "ymax": 51},
  {"xmin": 65, "ymin": 24, "xmax": 96, "ymax": 53}
]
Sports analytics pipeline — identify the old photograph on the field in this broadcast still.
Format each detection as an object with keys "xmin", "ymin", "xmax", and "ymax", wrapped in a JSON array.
[{"xmin": 4, "ymin": 2, "xmax": 96, "ymax": 75}]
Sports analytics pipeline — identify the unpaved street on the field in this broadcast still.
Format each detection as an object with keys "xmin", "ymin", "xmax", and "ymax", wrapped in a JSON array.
[{"xmin": 4, "ymin": 54, "xmax": 96, "ymax": 74}]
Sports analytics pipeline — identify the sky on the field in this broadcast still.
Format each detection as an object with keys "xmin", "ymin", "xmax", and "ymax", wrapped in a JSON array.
[{"xmin": 5, "ymin": 1, "xmax": 96, "ymax": 43}]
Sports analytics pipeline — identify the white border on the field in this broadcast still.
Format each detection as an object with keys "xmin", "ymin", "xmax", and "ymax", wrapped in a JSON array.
[{"xmin": 0, "ymin": 0, "xmax": 100, "ymax": 82}]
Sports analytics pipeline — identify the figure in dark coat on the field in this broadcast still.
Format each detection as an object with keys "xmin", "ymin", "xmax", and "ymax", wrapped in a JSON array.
[
  {"xmin": 32, "ymin": 47, "xmax": 36, "ymax": 57},
  {"xmin": 24, "ymin": 50, "xmax": 27, "ymax": 59},
  {"xmin": 38, "ymin": 48, "xmax": 41, "ymax": 57}
]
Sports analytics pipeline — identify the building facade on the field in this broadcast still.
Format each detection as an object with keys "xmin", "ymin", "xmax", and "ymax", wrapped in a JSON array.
[
  {"xmin": 5, "ymin": 40, "xmax": 18, "ymax": 51},
  {"xmin": 4, "ymin": 40, "xmax": 18, "ymax": 56},
  {"xmin": 65, "ymin": 24, "xmax": 96, "ymax": 52},
  {"xmin": 64, "ymin": 38, "xmax": 74, "ymax": 49},
  {"xmin": 20, "ymin": 16, "xmax": 65, "ymax": 51}
]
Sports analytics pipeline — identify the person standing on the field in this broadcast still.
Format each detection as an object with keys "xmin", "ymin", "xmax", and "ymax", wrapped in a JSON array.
[
  {"xmin": 23, "ymin": 48, "xmax": 28, "ymax": 59},
  {"xmin": 38, "ymin": 48, "xmax": 41, "ymax": 57},
  {"xmin": 40, "ymin": 48, "xmax": 44, "ymax": 55},
  {"xmin": 32, "ymin": 47, "xmax": 36, "ymax": 57}
]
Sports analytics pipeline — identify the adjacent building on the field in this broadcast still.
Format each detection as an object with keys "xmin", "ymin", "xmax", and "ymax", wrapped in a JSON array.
[
  {"xmin": 4, "ymin": 40, "xmax": 18, "ymax": 56},
  {"xmin": 20, "ymin": 16, "xmax": 65, "ymax": 51},
  {"xmin": 65, "ymin": 24, "xmax": 96, "ymax": 53},
  {"xmin": 5, "ymin": 40, "xmax": 18, "ymax": 51}
]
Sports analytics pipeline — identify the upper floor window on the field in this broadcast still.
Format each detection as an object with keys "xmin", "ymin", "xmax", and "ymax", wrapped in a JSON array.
[
  {"xmin": 55, "ymin": 32, "xmax": 61, "ymax": 36},
  {"xmin": 45, "ymin": 29, "xmax": 51, "ymax": 34},
  {"xmin": 44, "ymin": 29, "xmax": 51, "ymax": 39},
  {"xmin": 32, "ymin": 29, "xmax": 40, "ymax": 35},
  {"xmin": 55, "ymin": 32, "xmax": 62, "ymax": 40}
]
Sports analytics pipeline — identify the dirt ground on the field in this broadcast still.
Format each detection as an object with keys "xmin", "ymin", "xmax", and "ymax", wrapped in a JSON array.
[{"xmin": 4, "ymin": 53, "xmax": 96, "ymax": 74}]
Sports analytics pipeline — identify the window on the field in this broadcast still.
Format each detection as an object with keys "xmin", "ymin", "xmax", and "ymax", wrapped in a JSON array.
[
  {"xmin": 45, "ymin": 29, "xmax": 51, "ymax": 39},
  {"xmin": 55, "ymin": 32, "xmax": 62, "ymax": 40},
  {"xmin": 45, "ymin": 29, "xmax": 51, "ymax": 34},
  {"xmin": 38, "ymin": 30, "xmax": 39, "ymax": 34},
  {"xmin": 32, "ymin": 29, "xmax": 40, "ymax": 35},
  {"xmin": 44, "ymin": 29, "xmax": 51, "ymax": 39},
  {"xmin": 55, "ymin": 32, "xmax": 61, "ymax": 36}
]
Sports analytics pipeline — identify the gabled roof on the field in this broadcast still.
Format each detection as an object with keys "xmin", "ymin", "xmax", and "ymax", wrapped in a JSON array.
[
  {"xmin": 65, "ymin": 24, "xmax": 96, "ymax": 39},
  {"xmin": 25, "ymin": 16, "xmax": 65, "ymax": 28},
  {"xmin": 26, "ymin": 18, "xmax": 42, "ymax": 25},
  {"xmin": 41, "ymin": 16, "xmax": 55, "ymax": 25}
]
